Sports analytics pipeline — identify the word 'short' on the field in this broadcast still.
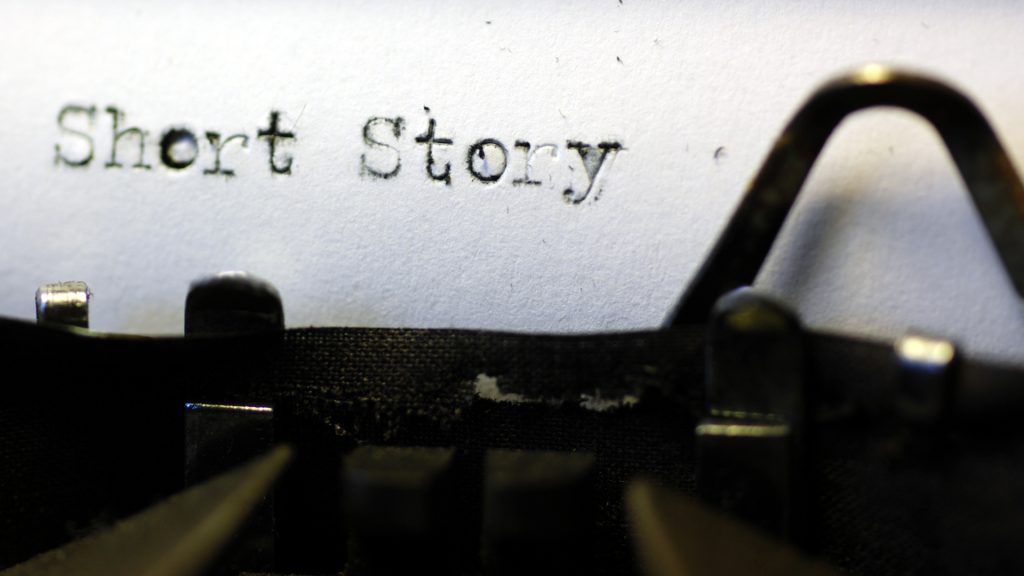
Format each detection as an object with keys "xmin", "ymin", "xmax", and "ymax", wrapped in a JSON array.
[
  {"xmin": 361, "ymin": 113, "xmax": 624, "ymax": 203},
  {"xmin": 54, "ymin": 105, "xmax": 295, "ymax": 176}
]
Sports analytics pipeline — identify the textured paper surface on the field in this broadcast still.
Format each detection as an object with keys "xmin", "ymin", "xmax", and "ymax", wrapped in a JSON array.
[{"xmin": 1, "ymin": 1, "xmax": 1023, "ymax": 363}]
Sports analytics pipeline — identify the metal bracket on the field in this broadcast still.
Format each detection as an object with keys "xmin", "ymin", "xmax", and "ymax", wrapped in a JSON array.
[
  {"xmin": 668, "ymin": 64, "xmax": 1024, "ymax": 325},
  {"xmin": 483, "ymin": 449, "xmax": 596, "ymax": 576},
  {"xmin": 185, "ymin": 272, "xmax": 284, "ymax": 335},
  {"xmin": 342, "ymin": 446, "xmax": 457, "ymax": 575},
  {"xmin": 696, "ymin": 288, "xmax": 806, "ymax": 542}
]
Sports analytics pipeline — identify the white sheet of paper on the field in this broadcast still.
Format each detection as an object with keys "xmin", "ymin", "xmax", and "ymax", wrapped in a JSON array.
[{"xmin": 1, "ymin": 1, "xmax": 1022, "ymax": 364}]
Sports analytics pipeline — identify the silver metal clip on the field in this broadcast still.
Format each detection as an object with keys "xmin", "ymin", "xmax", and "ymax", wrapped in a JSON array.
[
  {"xmin": 35, "ymin": 281, "xmax": 90, "ymax": 328},
  {"xmin": 894, "ymin": 332, "xmax": 958, "ymax": 424}
]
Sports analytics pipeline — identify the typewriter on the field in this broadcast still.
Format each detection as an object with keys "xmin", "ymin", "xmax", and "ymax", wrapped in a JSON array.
[{"xmin": 2, "ymin": 63, "xmax": 1024, "ymax": 576}]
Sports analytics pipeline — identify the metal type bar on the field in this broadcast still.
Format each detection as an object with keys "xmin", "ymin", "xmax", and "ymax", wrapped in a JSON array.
[
  {"xmin": 184, "ymin": 403, "xmax": 277, "ymax": 572},
  {"xmin": 627, "ymin": 479, "xmax": 839, "ymax": 576},
  {"xmin": 0, "ymin": 445, "xmax": 292, "ymax": 576},
  {"xmin": 668, "ymin": 65, "xmax": 1024, "ymax": 325}
]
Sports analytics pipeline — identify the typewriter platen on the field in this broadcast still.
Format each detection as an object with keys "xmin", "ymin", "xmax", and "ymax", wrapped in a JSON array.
[{"xmin": 2, "ymin": 66, "xmax": 1024, "ymax": 576}]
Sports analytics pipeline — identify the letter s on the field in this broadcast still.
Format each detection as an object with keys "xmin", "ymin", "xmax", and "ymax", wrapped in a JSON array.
[
  {"xmin": 54, "ymin": 104, "xmax": 96, "ymax": 167},
  {"xmin": 360, "ymin": 116, "xmax": 404, "ymax": 179}
]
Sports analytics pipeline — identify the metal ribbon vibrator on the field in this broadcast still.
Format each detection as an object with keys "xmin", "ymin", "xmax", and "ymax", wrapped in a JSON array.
[{"xmin": 3, "ymin": 65, "xmax": 1024, "ymax": 576}]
